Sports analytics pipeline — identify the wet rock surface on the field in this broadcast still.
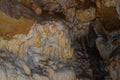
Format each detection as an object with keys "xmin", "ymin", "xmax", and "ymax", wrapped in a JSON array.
[{"xmin": 0, "ymin": 0, "xmax": 120, "ymax": 80}]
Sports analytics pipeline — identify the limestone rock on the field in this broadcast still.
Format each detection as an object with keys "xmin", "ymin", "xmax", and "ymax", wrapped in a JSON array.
[
  {"xmin": 0, "ymin": 19, "xmax": 74, "ymax": 80},
  {"xmin": 33, "ymin": 74, "xmax": 49, "ymax": 80},
  {"xmin": 64, "ymin": 8, "xmax": 75, "ymax": 22},
  {"xmin": 102, "ymin": 0, "xmax": 115, "ymax": 7},
  {"xmin": 0, "ymin": 68, "xmax": 8, "ymax": 80},
  {"xmin": 0, "ymin": 20, "xmax": 73, "ymax": 60},
  {"xmin": 48, "ymin": 69, "xmax": 76, "ymax": 80},
  {"xmin": 76, "ymin": 7, "xmax": 96, "ymax": 22},
  {"xmin": 19, "ymin": 0, "xmax": 42, "ymax": 15},
  {"xmin": 107, "ymin": 46, "xmax": 120, "ymax": 80},
  {"xmin": 114, "ymin": 0, "xmax": 120, "ymax": 19},
  {"xmin": 0, "ymin": 0, "xmax": 120, "ymax": 80},
  {"xmin": 76, "ymin": 22, "xmax": 90, "ymax": 37}
]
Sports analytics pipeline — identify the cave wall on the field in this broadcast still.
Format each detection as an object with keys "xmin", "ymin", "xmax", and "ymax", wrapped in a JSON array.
[{"xmin": 0, "ymin": 0, "xmax": 120, "ymax": 80}]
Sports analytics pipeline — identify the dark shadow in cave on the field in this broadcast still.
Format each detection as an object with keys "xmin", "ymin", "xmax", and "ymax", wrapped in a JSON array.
[
  {"xmin": 86, "ymin": 25, "xmax": 110, "ymax": 80},
  {"xmin": 72, "ymin": 25, "xmax": 110, "ymax": 80}
]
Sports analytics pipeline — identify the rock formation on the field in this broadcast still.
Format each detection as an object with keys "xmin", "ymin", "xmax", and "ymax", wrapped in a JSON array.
[{"xmin": 0, "ymin": 0, "xmax": 120, "ymax": 80}]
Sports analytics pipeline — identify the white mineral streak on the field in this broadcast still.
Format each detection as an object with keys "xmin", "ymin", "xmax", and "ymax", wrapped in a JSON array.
[{"xmin": 0, "ymin": 21, "xmax": 73, "ymax": 60}]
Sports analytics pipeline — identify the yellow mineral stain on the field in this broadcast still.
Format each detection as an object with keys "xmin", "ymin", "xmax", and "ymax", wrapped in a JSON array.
[
  {"xmin": 44, "ymin": 27, "xmax": 49, "ymax": 36},
  {"xmin": 0, "ymin": 11, "xmax": 35, "ymax": 40},
  {"xmin": 35, "ymin": 34, "xmax": 41, "ymax": 48}
]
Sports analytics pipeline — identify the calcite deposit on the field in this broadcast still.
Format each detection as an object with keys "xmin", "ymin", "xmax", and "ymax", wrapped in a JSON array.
[
  {"xmin": 0, "ymin": 0, "xmax": 120, "ymax": 80},
  {"xmin": 0, "ymin": 14, "xmax": 74, "ymax": 80},
  {"xmin": 0, "ymin": 20, "xmax": 73, "ymax": 60}
]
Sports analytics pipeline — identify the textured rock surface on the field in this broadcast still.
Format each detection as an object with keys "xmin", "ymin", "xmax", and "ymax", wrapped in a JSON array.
[
  {"xmin": 76, "ymin": 7, "xmax": 96, "ymax": 22},
  {"xmin": 0, "ymin": 20, "xmax": 73, "ymax": 59},
  {"xmin": 0, "ymin": 0, "xmax": 120, "ymax": 80},
  {"xmin": 0, "ymin": 17, "xmax": 75, "ymax": 80}
]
